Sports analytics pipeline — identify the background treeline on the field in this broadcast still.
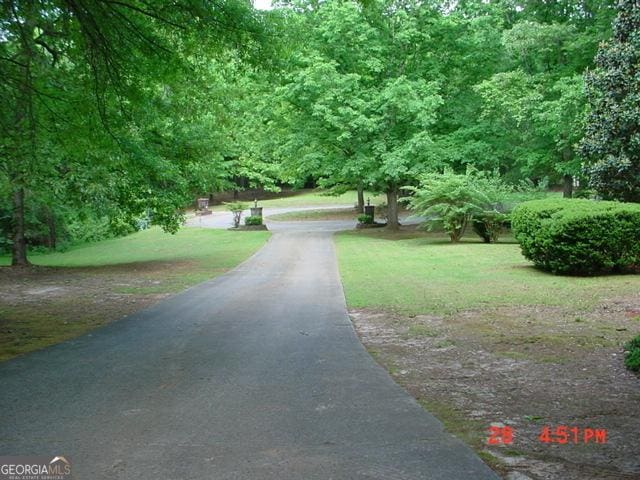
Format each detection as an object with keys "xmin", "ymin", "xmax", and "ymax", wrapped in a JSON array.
[
  {"xmin": 270, "ymin": 0, "xmax": 619, "ymax": 228},
  {"xmin": 0, "ymin": 0, "xmax": 631, "ymax": 263}
]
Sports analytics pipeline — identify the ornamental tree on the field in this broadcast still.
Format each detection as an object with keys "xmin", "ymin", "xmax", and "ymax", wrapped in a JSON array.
[
  {"xmin": 275, "ymin": 0, "xmax": 443, "ymax": 229},
  {"xmin": 580, "ymin": 0, "xmax": 640, "ymax": 202}
]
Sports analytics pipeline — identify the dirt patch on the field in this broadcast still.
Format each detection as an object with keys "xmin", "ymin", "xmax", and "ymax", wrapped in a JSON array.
[
  {"xmin": 0, "ymin": 262, "xmax": 196, "ymax": 361},
  {"xmin": 350, "ymin": 300, "xmax": 640, "ymax": 480}
]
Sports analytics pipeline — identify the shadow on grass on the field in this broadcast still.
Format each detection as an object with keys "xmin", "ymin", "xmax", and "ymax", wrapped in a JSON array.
[
  {"xmin": 0, "ymin": 259, "xmax": 197, "ymax": 275},
  {"xmin": 341, "ymin": 226, "xmax": 520, "ymax": 245}
]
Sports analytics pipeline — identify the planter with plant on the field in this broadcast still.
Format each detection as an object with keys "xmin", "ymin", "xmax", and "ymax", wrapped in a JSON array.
[{"xmin": 225, "ymin": 201, "xmax": 248, "ymax": 229}]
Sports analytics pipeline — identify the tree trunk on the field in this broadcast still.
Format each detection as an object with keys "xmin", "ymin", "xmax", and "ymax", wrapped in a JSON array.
[
  {"xmin": 10, "ymin": 5, "xmax": 35, "ymax": 267},
  {"xmin": 11, "ymin": 187, "xmax": 30, "ymax": 267},
  {"xmin": 563, "ymin": 174, "xmax": 573, "ymax": 198},
  {"xmin": 386, "ymin": 186, "xmax": 400, "ymax": 230},
  {"xmin": 561, "ymin": 145, "xmax": 574, "ymax": 198},
  {"xmin": 46, "ymin": 208, "xmax": 56, "ymax": 250},
  {"xmin": 356, "ymin": 183, "xmax": 365, "ymax": 213}
]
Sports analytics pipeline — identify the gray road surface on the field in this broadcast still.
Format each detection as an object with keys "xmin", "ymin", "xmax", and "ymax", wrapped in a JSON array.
[
  {"xmin": 0, "ymin": 216, "xmax": 498, "ymax": 479},
  {"xmin": 187, "ymin": 205, "xmax": 425, "ymax": 232},
  {"xmin": 186, "ymin": 205, "xmax": 358, "ymax": 231}
]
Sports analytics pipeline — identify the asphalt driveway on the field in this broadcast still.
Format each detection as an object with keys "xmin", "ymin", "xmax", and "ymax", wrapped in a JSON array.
[{"xmin": 0, "ymin": 222, "xmax": 498, "ymax": 479}]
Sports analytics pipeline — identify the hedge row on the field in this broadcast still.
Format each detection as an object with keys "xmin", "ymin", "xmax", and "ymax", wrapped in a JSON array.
[{"xmin": 511, "ymin": 199, "xmax": 640, "ymax": 275}]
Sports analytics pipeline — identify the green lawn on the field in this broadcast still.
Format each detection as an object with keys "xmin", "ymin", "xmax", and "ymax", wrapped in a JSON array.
[
  {"xmin": 266, "ymin": 207, "xmax": 358, "ymax": 222},
  {"xmin": 335, "ymin": 229, "xmax": 640, "ymax": 315},
  {"xmin": 335, "ymin": 226, "xmax": 640, "ymax": 477},
  {"xmin": 1, "ymin": 227, "xmax": 268, "ymax": 275},
  {"xmin": 211, "ymin": 189, "xmax": 386, "ymax": 211}
]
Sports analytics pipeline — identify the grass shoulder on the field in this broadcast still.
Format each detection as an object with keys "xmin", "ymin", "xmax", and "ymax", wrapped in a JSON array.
[
  {"xmin": 337, "ymin": 227, "xmax": 640, "ymax": 479},
  {"xmin": 0, "ymin": 227, "xmax": 269, "ymax": 361}
]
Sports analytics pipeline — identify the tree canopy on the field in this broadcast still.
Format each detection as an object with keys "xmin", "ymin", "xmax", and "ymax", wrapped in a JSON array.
[
  {"xmin": 580, "ymin": 0, "xmax": 640, "ymax": 202},
  {"xmin": 3, "ymin": 0, "xmax": 636, "ymax": 264}
]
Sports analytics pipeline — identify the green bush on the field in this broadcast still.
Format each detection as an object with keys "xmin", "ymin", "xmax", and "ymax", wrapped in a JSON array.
[
  {"xmin": 357, "ymin": 214, "xmax": 374, "ymax": 224},
  {"xmin": 64, "ymin": 214, "xmax": 116, "ymax": 244},
  {"xmin": 472, "ymin": 212, "xmax": 508, "ymax": 243},
  {"xmin": 406, "ymin": 169, "xmax": 513, "ymax": 242},
  {"xmin": 244, "ymin": 215, "xmax": 263, "ymax": 226},
  {"xmin": 572, "ymin": 187, "xmax": 596, "ymax": 199},
  {"xmin": 225, "ymin": 202, "xmax": 248, "ymax": 228},
  {"xmin": 624, "ymin": 335, "xmax": 640, "ymax": 372},
  {"xmin": 511, "ymin": 199, "xmax": 640, "ymax": 275}
]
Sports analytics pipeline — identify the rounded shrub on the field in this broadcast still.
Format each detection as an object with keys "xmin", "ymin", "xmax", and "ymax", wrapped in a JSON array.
[
  {"xmin": 624, "ymin": 335, "xmax": 640, "ymax": 372},
  {"xmin": 357, "ymin": 214, "xmax": 374, "ymax": 225},
  {"xmin": 244, "ymin": 215, "xmax": 263, "ymax": 226},
  {"xmin": 472, "ymin": 212, "xmax": 508, "ymax": 243},
  {"xmin": 511, "ymin": 198, "xmax": 640, "ymax": 275}
]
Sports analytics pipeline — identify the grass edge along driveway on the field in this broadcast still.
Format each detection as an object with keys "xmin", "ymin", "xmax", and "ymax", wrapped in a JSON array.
[
  {"xmin": 334, "ymin": 228, "xmax": 640, "ymax": 479},
  {"xmin": 0, "ymin": 227, "xmax": 270, "ymax": 361}
]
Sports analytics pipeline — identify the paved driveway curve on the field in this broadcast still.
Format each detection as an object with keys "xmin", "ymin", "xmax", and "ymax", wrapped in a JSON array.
[{"xmin": 0, "ymin": 219, "xmax": 498, "ymax": 479}]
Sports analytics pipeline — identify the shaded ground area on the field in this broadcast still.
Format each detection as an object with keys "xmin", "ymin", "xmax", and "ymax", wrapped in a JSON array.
[
  {"xmin": 0, "ymin": 262, "xmax": 181, "ymax": 361},
  {"xmin": 336, "ymin": 228, "xmax": 640, "ymax": 480},
  {"xmin": 351, "ymin": 304, "xmax": 640, "ymax": 480},
  {"xmin": 0, "ymin": 228, "xmax": 269, "ymax": 361}
]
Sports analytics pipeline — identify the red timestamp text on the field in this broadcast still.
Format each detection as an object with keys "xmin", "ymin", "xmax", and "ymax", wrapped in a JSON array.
[{"xmin": 538, "ymin": 425, "xmax": 607, "ymax": 445}]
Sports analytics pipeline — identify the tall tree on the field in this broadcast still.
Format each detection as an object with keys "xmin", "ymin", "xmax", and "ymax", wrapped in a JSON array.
[
  {"xmin": 436, "ymin": 0, "xmax": 613, "ymax": 193},
  {"xmin": 275, "ymin": 0, "xmax": 442, "ymax": 229},
  {"xmin": 0, "ymin": 0, "xmax": 260, "ymax": 266},
  {"xmin": 580, "ymin": 0, "xmax": 640, "ymax": 202}
]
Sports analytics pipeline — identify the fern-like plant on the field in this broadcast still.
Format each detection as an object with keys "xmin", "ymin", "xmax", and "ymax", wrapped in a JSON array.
[{"xmin": 406, "ymin": 169, "xmax": 511, "ymax": 242}]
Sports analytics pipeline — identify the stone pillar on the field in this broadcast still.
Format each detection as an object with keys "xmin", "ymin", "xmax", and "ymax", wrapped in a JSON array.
[
  {"xmin": 250, "ymin": 207, "xmax": 263, "ymax": 217},
  {"xmin": 364, "ymin": 205, "xmax": 375, "ymax": 219}
]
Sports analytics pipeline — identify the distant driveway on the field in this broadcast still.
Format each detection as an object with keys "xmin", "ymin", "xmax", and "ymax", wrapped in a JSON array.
[{"xmin": 186, "ymin": 204, "xmax": 424, "ymax": 232}]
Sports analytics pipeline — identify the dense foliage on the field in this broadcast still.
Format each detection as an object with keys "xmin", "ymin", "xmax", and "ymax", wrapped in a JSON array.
[
  {"xmin": 624, "ymin": 334, "xmax": 640, "ymax": 372},
  {"xmin": 406, "ymin": 169, "xmax": 513, "ymax": 242},
  {"xmin": 0, "ymin": 0, "xmax": 273, "ymax": 264},
  {"xmin": 512, "ymin": 198, "xmax": 640, "ymax": 275},
  {"xmin": 4, "ymin": 0, "xmax": 638, "ymax": 265},
  {"xmin": 580, "ymin": 0, "xmax": 640, "ymax": 202}
]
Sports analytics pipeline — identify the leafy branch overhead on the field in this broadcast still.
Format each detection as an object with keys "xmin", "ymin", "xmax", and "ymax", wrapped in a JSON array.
[
  {"xmin": 0, "ymin": 0, "xmax": 270, "ymax": 265},
  {"xmin": 2, "ymin": 0, "xmax": 637, "ymax": 266}
]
